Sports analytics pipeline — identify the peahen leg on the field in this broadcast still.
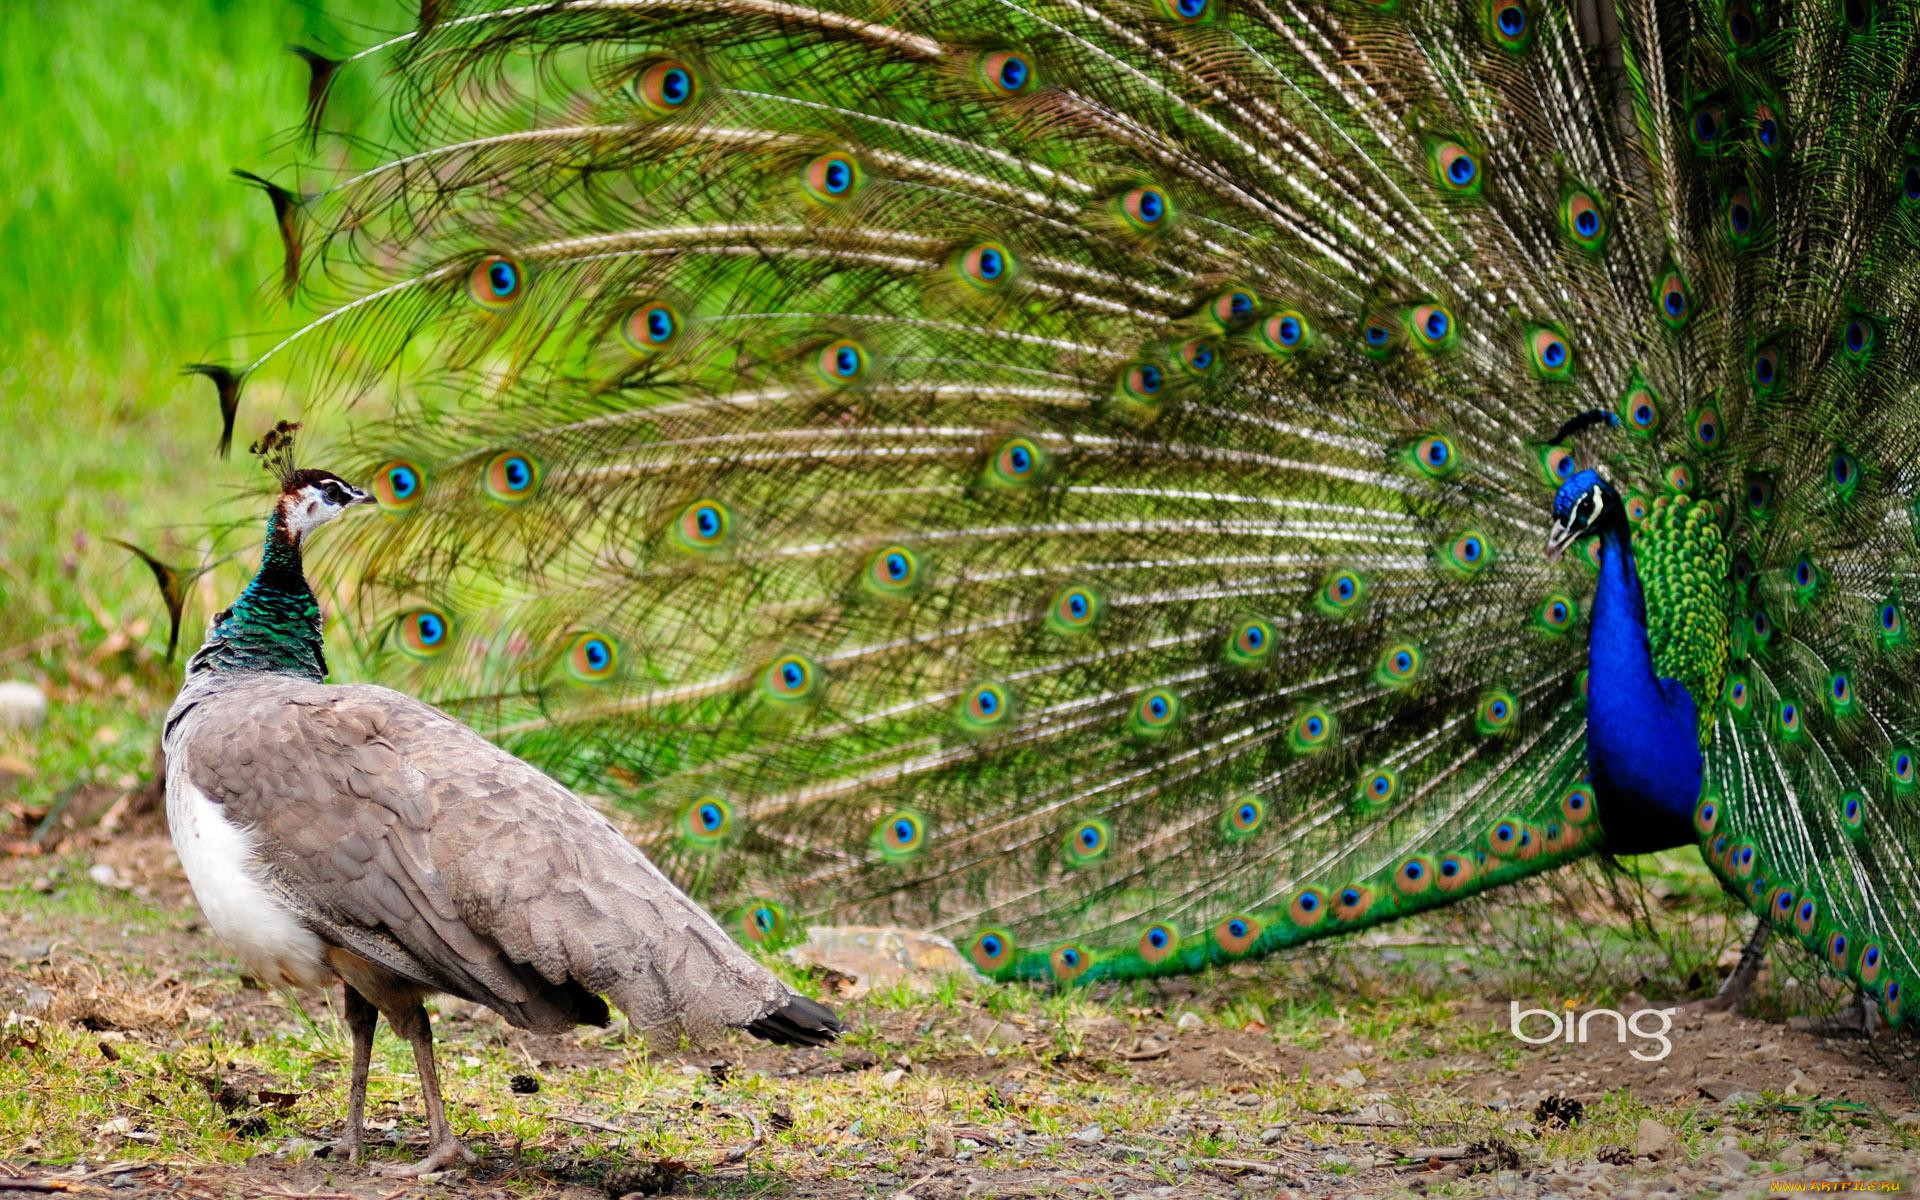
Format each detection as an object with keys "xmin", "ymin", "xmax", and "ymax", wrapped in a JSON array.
[
  {"xmin": 377, "ymin": 1001, "xmax": 477, "ymax": 1177},
  {"xmin": 329, "ymin": 984, "xmax": 378, "ymax": 1163},
  {"xmin": 1702, "ymin": 920, "xmax": 1770, "ymax": 1012}
]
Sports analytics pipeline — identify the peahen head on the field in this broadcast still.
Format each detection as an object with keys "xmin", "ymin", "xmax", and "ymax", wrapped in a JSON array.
[
  {"xmin": 1545, "ymin": 468, "xmax": 1620, "ymax": 561},
  {"xmin": 252, "ymin": 421, "xmax": 374, "ymax": 546}
]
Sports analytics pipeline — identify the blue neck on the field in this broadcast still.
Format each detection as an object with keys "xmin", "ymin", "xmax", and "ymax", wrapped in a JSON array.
[{"xmin": 1585, "ymin": 519, "xmax": 1702, "ymax": 854}]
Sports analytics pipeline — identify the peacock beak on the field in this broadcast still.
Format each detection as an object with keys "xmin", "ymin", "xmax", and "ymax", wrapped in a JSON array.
[{"xmin": 1544, "ymin": 518, "xmax": 1575, "ymax": 562}]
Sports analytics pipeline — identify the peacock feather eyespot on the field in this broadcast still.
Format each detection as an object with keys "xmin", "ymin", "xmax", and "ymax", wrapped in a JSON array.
[
  {"xmin": 1877, "ymin": 595, "xmax": 1907, "ymax": 648},
  {"xmin": 1487, "ymin": 0, "xmax": 1532, "ymax": 50},
  {"xmin": 1746, "ymin": 606, "xmax": 1775, "ymax": 657},
  {"xmin": 1730, "ymin": 841, "xmax": 1757, "ymax": 880},
  {"xmin": 987, "ymin": 437, "xmax": 1045, "ymax": 488},
  {"xmin": 1843, "ymin": 0, "xmax": 1874, "ymax": 34},
  {"xmin": 1794, "ymin": 897, "xmax": 1820, "ymax": 938},
  {"xmin": 1178, "ymin": 338, "xmax": 1219, "ymax": 377},
  {"xmin": 875, "ymin": 809, "xmax": 928, "ymax": 860},
  {"xmin": 466, "ymin": 254, "xmax": 524, "ymax": 310},
  {"xmin": 1062, "ymin": 818, "xmax": 1112, "ymax": 867},
  {"xmin": 1430, "ymin": 141, "xmax": 1482, "ymax": 194},
  {"xmin": 1213, "ymin": 914, "xmax": 1261, "ymax": 956},
  {"xmin": 1156, "ymin": 0, "xmax": 1212, "ymax": 21},
  {"xmin": 1827, "ymin": 929, "xmax": 1852, "ymax": 969},
  {"xmin": 736, "ymin": 900, "xmax": 792, "ymax": 947},
  {"xmin": 1884, "ymin": 977, "xmax": 1903, "ymax": 1024},
  {"xmin": 1047, "ymin": 584, "xmax": 1103, "ymax": 635},
  {"xmin": 1765, "ymin": 885, "xmax": 1797, "ymax": 926},
  {"xmin": 1445, "ymin": 530, "xmax": 1491, "ymax": 576},
  {"xmin": 1861, "ymin": 941, "xmax": 1885, "ymax": 984},
  {"xmin": 1775, "ymin": 698, "xmax": 1803, "ymax": 740},
  {"xmin": 1625, "ymin": 494, "xmax": 1649, "ymax": 523},
  {"xmin": 1317, "ymin": 568, "xmax": 1366, "ymax": 616},
  {"xmin": 1561, "ymin": 188, "xmax": 1605, "ymax": 250},
  {"xmin": 1840, "ymin": 316, "xmax": 1877, "ymax": 363},
  {"xmin": 371, "ymin": 460, "xmax": 425, "ymax": 512},
  {"xmin": 1743, "ymin": 474, "xmax": 1774, "ymax": 519},
  {"xmin": 957, "ymin": 681, "xmax": 1014, "ymax": 734},
  {"xmin": 814, "ymin": 339, "xmax": 869, "ymax": 387},
  {"xmin": 1533, "ymin": 594, "xmax": 1578, "ymax": 635},
  {"xmin": 484, "ymin": 451, "xmax": 539, "ymax": 504},
  {"xmin": 1360, "ymin": 313, "xmax": 1398, "ymax": 357},
  {"xmin": 970, "ymin": 928, "xmax": 1015, "ymax": 975},
  {"xmin": 1409, "ymin": 303, "xmax": 1457, "ymax": 351},
  {"xmin": 1656, "ymin": 268, "xmax": 1691, "ymax": 329},
  {"xmin": 762, "ymin": 653, "xmax": 819, "ymax": 703},
  {"xmin": 976, "ymin": 50, "xmax": 1036, "ymax": 96},
  {"xmin": 865, "ymin": 544, "xmax": 921, "ymax": 598},
  {"xmin": 1436, "ymin": 853, "xmax": 1475, "ymax": 892},
  {"xmin": 1829, "ymin": 450, "xmax": 1861, "ymax": 501},
  {"xmin": 1688, "ymin": 99, "xmax": 1730, "ymax": 153},
  {"xmin": 802, "ymin": 152, "xmax": 862, "ymax": 204},
  {"xmin": 1128, "ymin": 688, "xmax": 1183, "ymax": 739},
  {"xmin": 1791, "ymin": 555, "xmax": 1820, "ymax": 604},
  {"xmin": 1118, "ymin": 360, "xmax": 1169, "ymax": 411},
  {"xmin": 1889, "ymin": 747, "xmax": 1916, "ymax": 793},
  {"xmin": 1664, "ymin": 464, "xmax": 1694, "ymax": 495},
  {"xmin": 1119, "ymin": 185, "xmax": 1174, "ymax": 231},
  {"xmin": 1904, "ymin": 157, "xmax": 1920, "ymax": 207},
  {"xmin": 1752, "ymin": 101, "xmax": 1781, "ymax": 155},
  {"xmin": 1289, "ymin": 888, "xmax": 1328, "ymax": 927},
  {"xmin": 1210, "ymin": 287, "xmax": 1258, "ymax": 329},
  {"xmin": 1537, "ymin": 445, "xmax": 1578, "ymax": 485},
  {"xmin": 1561, "ymin": 784, "xmax": 1594, "ymax": 824},
  {"xmin": 956, "ymin": 241, "xmax": 1015, "ymax": 290},
  {"xmin": 1408, "ymin": 433, "xmax": 1458, "ymax": 478},
  {"xmin": 1724, "ymin": 186, "xmax": 1756, "ymax": 246},
  {"xmin": 1619, "ymin": 379, "xmax": 1660, "ymax": 433},
  {"xmin": 396, "ymin": 609, "xmax": 452, "ymax": 659},
  {"xmin": 681, "ymin": 795, "xmax": 735, "ymax": 847},
  {"xmin": 1375, "ymin": 642, "xmax": 1422, "ymax": 687},
  {"xmin": 1725, "ymin": 673, "xmax": 1750, "ymax": 713},
  {"xmin": 622, "ymin": 301, "xmax": 681, "ymax": 354},
  {"xmin": 1476, "ymin": 690, "xmax": 1517, "ymax": 735},
  {"xmin": 1138, "ymin": 922, "xmax": 1181, "ymax": 964},
  {"xmin": 1693, "ymin": 794, "xmax": 1719, "ymax": 837},
  {"xmin": 1356, "ymin": 767, "xmax": 1399, "ymax": 811},
  {"xmin": 1221, "ymin": 794, "xmax": 1266, "ymax": 841},
  {"xmin": 1688, "ymin": 405, "xmax": 1722, "ymax": 452},
  {"xmin": 634, "ymin": 60, "xmax": 699, "ymax": 113},
  {"xmin": 1289, "ymin": 705, "xmax": 1334, "ymax": 754},
  {"xmin": 1752, "ymin": 344, "xmax": 1780, "ymax": 392},
  {"xmin": 1394, "ymin": 855, "xmax": 1435, "ymax": 896},
  {"xmin": 1225, "ymin": 616, "xmax": 1276, "ymax": 667},
  {"xmin": 1840, "ymin": 790, "xmax": 1866, "ymax": 836},
  {"xmin": 674, "ymin": 498, "xmax": 734, "ymax": 552},
  {"xmin": 1331, "ymin": 884, "xmax": 1375, "ymax": 923},
  {"xmin": 1725, "ymin": 0, "xmax": 1760, "ymax": 46},
  {"xmin": 1260, "ymin": 309, "xmax": 1312, "ymax": 355},
  {"xmin": 1527, "ymin": 326, "xmax": 1574, "ymax": 379},
  {"xmin": 566, "ymin": 633, "xmax": 618, "ymax": 681}
]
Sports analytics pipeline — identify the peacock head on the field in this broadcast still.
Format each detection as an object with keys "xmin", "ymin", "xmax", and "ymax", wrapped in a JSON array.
[
  {"xmin": 252, "ymin": 421, "xmax": 375, "ymax": 545},
  {"xmin": 1545, "ymin": 468, "xmax": 1619, "ymax": 561}
]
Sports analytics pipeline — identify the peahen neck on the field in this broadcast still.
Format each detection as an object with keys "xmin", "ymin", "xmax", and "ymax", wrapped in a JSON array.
[
  {"xmin": 185, "ymin": 505, "xmax": 328, "ymax": 683},
  {"xmin": 1584, "ymin": 510, "xmax": 1703, "ymax": 854}
]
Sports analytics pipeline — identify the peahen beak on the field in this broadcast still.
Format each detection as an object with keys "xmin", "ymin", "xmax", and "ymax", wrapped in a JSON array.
[{"xmin": 1544, "ymin": 518, "xmax": 1575, "ymax": 562}]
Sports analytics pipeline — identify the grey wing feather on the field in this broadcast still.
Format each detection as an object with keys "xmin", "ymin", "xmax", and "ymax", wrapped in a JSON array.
[{"xmin": 174, "ymin": 674, "xmax": 793, "ymax": 1040}]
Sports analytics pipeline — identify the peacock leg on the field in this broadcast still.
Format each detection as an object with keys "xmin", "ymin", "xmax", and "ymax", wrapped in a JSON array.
[
  {"xmin": 329, "ymin": 984, "xmax": 378, "ymax": 1163},
  {"xmin": 1702, "ymin": 920, "xmax": 1770, "ymax": 1012},
  {"xmin": 377, "ymin": 1001, "xmax": 478, "ymax": 1177}
]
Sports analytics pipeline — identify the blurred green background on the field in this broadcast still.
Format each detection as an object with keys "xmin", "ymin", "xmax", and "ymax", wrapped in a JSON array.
[{"xmin": 0, "ymin": 0, "xmax": 395, "ymax": 798}]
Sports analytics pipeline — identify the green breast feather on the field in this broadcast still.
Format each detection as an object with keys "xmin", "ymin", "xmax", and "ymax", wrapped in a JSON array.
[{"xmin": 1637, "ymin": 497, "xmax": 1732, "ymax": 746}]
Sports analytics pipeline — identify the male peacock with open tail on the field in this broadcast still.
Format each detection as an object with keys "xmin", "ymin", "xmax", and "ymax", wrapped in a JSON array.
[{"xmin": 170, "ymin": 0, "xmax": 1920, "ymax": 1028}]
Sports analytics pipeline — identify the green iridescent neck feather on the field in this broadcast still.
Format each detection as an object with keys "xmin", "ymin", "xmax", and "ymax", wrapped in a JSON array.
[
  {"xmin": 1637, "ymin": 496, "xmax": 1733, "ymax": 746},
  {"xmin": 187, "ymin": 508, "xmax": 327, "ymax": 682}
]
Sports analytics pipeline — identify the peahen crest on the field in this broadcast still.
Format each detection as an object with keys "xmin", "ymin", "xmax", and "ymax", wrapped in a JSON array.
[{"xmin": 184, "ymin": 0, "xmax": 1920, "ymax": 1018}]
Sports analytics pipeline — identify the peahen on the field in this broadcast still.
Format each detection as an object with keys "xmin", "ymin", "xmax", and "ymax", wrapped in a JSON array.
[
  {"xmin": 163, "ymin": 422, "xmax": 840, "ymax": 1174},
  {"xmin": 177, "ymin": 0, "xmax": 1920, "ymax": 1023}
]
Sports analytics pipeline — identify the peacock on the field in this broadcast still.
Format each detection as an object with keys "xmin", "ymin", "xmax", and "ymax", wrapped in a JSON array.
[{"xmin": 170, "ymin": 0, "xmax": 1920, "ymax": 1024}]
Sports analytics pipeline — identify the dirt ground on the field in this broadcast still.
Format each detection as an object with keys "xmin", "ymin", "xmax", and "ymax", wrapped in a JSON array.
[{"xmin": 2, "ymin": 820, "xmax": 1917, "ymax": 1200}]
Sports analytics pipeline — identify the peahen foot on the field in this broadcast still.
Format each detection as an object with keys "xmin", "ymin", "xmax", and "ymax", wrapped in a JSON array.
[
  {"xmin": 1696, "ymin": 922, "xmax": 1770, "ymax": 1013},
  {"xmin": 376, "ymin": 1136, "xmax": 478, "ymax": 1178}
]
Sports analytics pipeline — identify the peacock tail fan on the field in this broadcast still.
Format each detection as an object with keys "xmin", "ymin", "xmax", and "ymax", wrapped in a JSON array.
[{"xmin": 194, "ymin": 0, "xmax": 1920, "ymax": 1014}]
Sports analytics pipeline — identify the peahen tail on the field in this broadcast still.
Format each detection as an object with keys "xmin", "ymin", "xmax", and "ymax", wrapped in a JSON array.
[{"xmin": 187, "ymin": 0, "xmax": 1920, "ymax": 1014}]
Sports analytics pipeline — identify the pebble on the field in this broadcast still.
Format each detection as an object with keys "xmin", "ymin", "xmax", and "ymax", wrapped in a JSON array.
[
  {"xmin": 1259, "ymin": 1126, "xmax": 1283, "ymax": 1145},
  {"xmin": 1069, "ymin": 1124, "xmax": 1104, "ymax": 1144},
  {"xmin": 1331, "ymin": 1067, "xmax": 1367, "ymax": 1088},
  {"xmin": 0, "ymin": 681, "xmax": 47, "ymax": 730},
  {"xmin": 1176, "ymin": 1011, "xmax": 1204, "ymax": 1031},
  {"xmin": 1634, "ymin": 1118, "xmax": 1677, "ymax": 1160},
  {"xmin": 1719, "ymin": 1148, "xmax": 1751, "ymax": 1174}
]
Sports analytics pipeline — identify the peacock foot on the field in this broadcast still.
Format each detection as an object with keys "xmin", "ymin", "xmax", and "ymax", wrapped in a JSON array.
[{"xmin": 376, "ymin": 1137, "xmax": 477, "ymax": 1178}]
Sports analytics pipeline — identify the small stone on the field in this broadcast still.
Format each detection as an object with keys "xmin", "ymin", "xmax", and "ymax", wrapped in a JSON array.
[
  {"xmin": 880, "ymin": 1068, "xmax": 907, "ymax": 1086},
  {"xmin": 1176, "ymin": 1011, "xmax": 1205, "ymax": 1031},
  {"xmin": 107, "ymin": 1174, "xmax": 139, "ymax": 1190},
  {"xmin": 87, "ymin": 864, "xmax": 124, "ymax": 890},
  {"xmin": 1848, "ymin": 1148, "xmax": 1879, "ymax": 1169},
  {"xmin": 1260, "ymin": 1126, "xmax": 1283, "ymax": 1145},
  {"xmin": 1784, "ymin": 1069, "xmax": 1818, "ymax": 1098},
  {"xmin": 0, "ymin": 682, "xmax": 47, "ymax": 731},
  {"xmin": 1320, "ymin": 1153, "xmax": 1350, "ymax": 1169},
  {"xmin": 1331, "ymin": 1067, "xmax": 1367, "ymax": 1088},
  {"xmin": 1719, "ymin": 1148, "xmax": 1751, "ymax": 1174},
  {"xmin": 1718, "ymin": 1089, "xmax": 1762, "ymax": 1109},
  {"xmin": 1634, "ymin": 1118, "xmax": 1677, "ymax": 1160},
  {"xmin": 1069, "ymin": 1123, "xmax": 1104, "ymax": 1144},
  {"xmin": 21, "ymin": 986, "xmax": 52, "ymax": 1014}
]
